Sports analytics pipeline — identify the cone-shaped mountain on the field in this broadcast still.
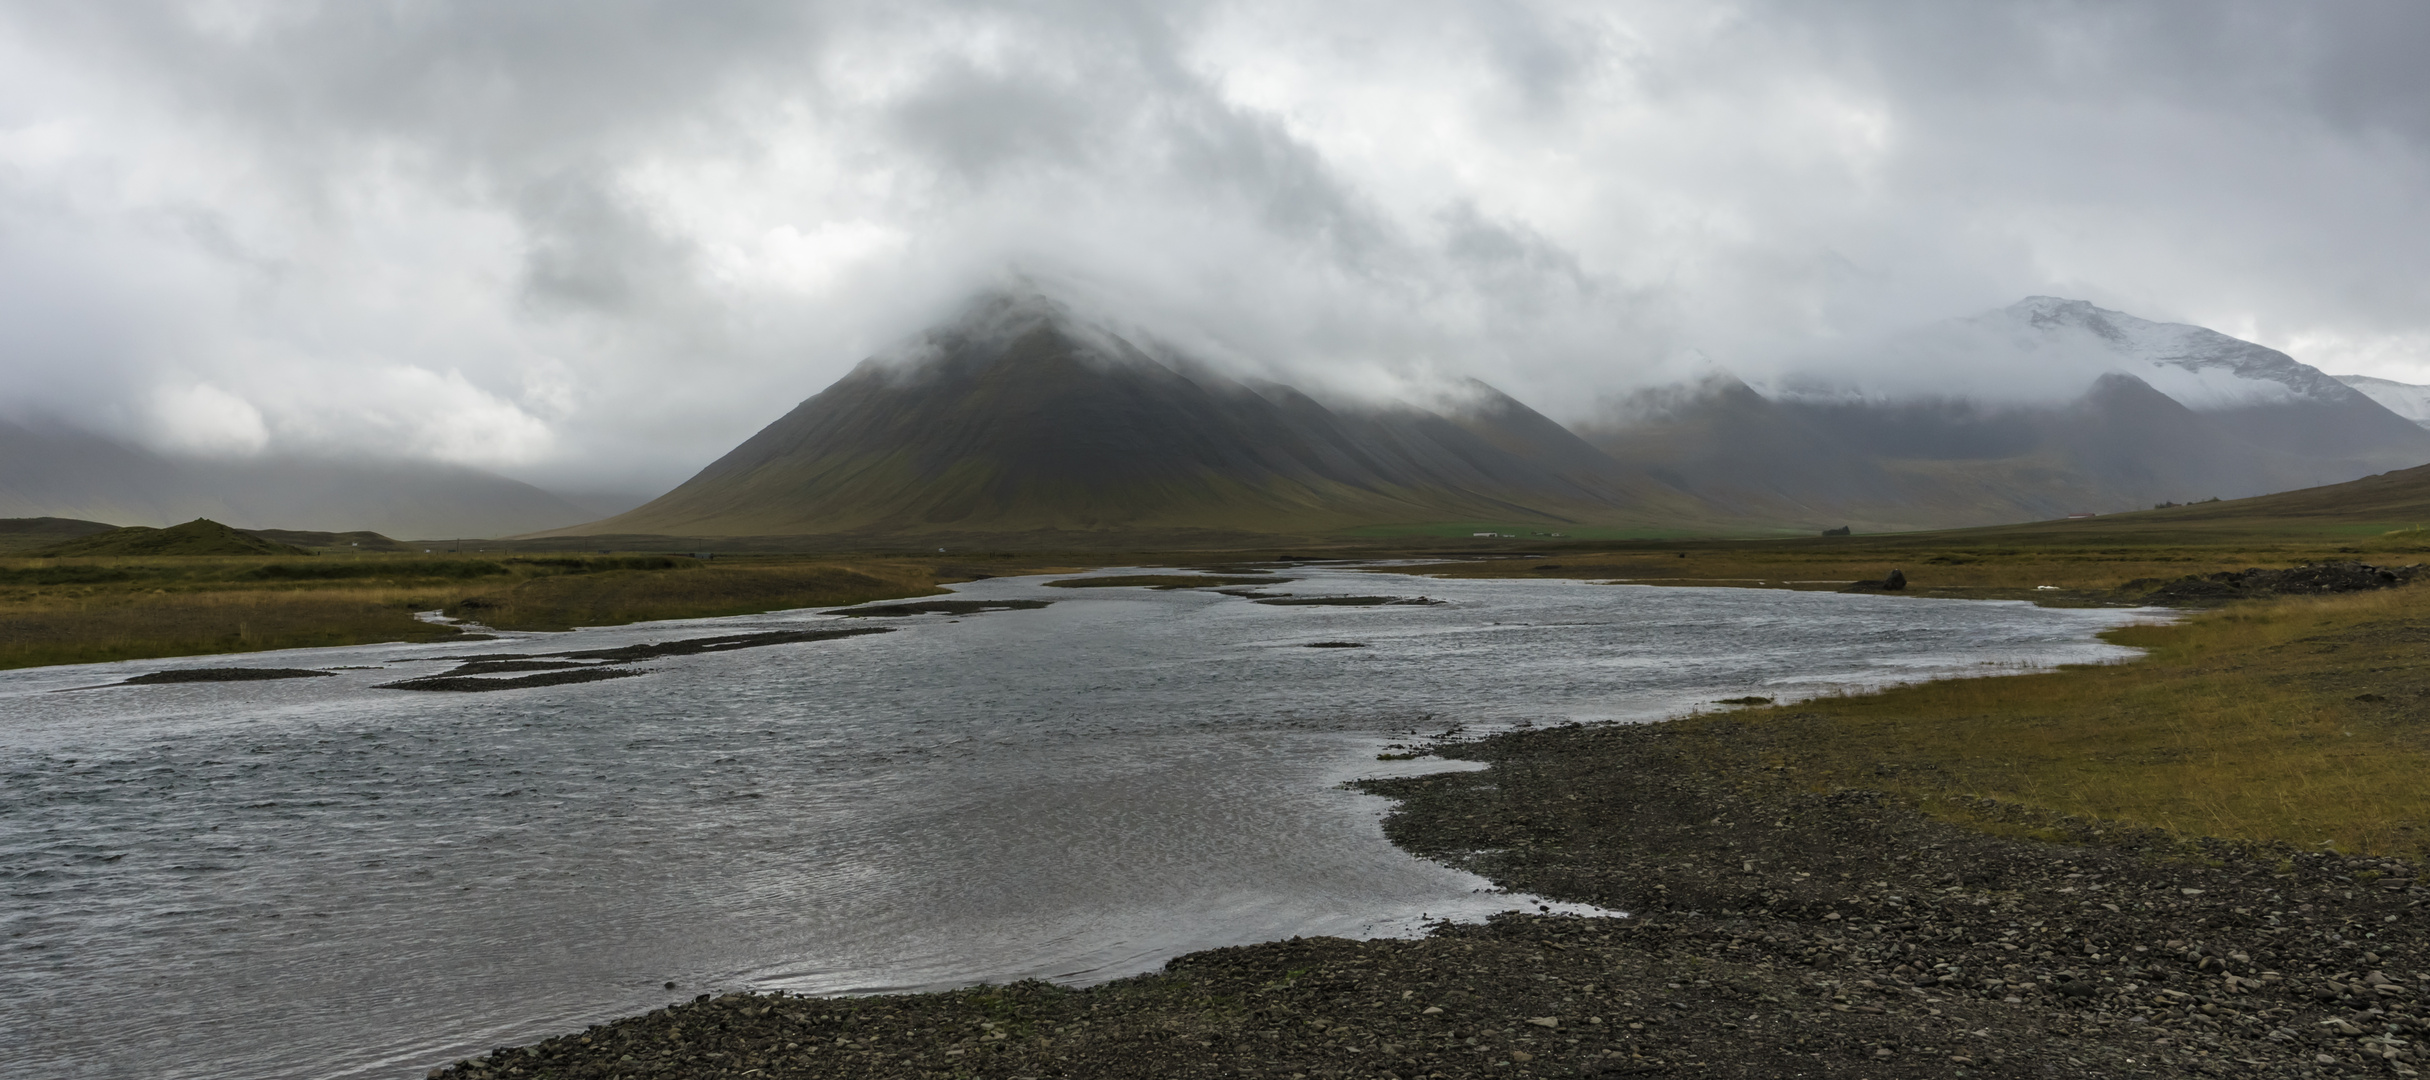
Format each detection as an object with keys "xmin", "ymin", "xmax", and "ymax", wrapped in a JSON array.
[{"xmin": 572, "ymin": 294, "xmax": 1700, "ymax": 537}]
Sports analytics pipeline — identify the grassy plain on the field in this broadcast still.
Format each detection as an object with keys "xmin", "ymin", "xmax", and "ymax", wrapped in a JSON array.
[
  {"xmin": 0, "ymin": 583, "xmax": 467, "ymax": 670},
  {"xmin": 1393, "ymin": 524, "xmax": 2430, "ymax": 602},
  {"xmin": 1377, "ymin": 515, "xmax": 2430, "ymax": 859},
  {"xmin": 0, "ymin": 553, "xmax": 1035, "ymax": 669},
  {"xmin": 1645, "ymin": 587, "xmax": 2430, "ymax": 857}
]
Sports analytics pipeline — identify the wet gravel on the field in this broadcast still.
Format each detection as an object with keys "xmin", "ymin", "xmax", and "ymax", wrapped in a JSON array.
[
  {"xmin": 373, "ymin": 626, "xmax": 897, "ymax": 692},
  {"xmin": 118, "ymin": 667, "xmax": 334, "ymax": 683},
  {"xmin": 422, "ymin": 716, "xmax": 2426, "ymax": 1080},
  {"xmin": 2135, "ymin": 561, "xmax": 2426, "ymax": 605},
  {"xmin": 378, "ymin": 667, "xmax": 644, "ymax": 692},
  {"xmin": 1253, "ymin": 596, "xmax": 1445, "ymax": 607}
]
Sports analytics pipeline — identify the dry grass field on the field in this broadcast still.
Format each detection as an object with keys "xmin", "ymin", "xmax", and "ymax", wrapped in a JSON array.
[
  {"xmin": 0, "ymin": 553, "xmax": 973, "ymax": 669},
  {"xmin": 1396, "ymin": 532, "xmax": 2430, "ymax": 603},
  {"xmin": 0, "ymin": 585, "xmax": 465, "ymax": 669},
  {"xmin": 1656, "ymin": 586, "xmax": 2430, "ymax": 857}
]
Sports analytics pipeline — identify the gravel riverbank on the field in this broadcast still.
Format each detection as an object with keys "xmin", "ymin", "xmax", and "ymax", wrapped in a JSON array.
[{"xmin": 426, "ymin": 719, "xmax": 2425, "ymax": 1080}]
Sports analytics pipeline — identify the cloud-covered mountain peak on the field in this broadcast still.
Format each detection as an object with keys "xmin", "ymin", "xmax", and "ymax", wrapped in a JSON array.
[
  {"xmin": 2008, "ymin": 295, "xmax": 2131, "ymax": 341},
  {"xmin": 1972, "ymin": 297, "xmax": 2369, "ymax": 412}
]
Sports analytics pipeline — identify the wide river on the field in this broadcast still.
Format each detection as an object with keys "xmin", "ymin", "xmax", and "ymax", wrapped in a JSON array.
[{"xmin": 2, "ymin": 567, "xmax": 2157, "ymax": 1079}]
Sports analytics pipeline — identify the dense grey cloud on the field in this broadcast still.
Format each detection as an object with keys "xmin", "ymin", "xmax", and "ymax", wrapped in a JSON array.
[{"xmin": 1, "ymin": 0, "xmax": 2426, "ymax": 492}]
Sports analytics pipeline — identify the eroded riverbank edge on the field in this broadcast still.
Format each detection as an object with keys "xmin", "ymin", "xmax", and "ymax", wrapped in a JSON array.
[{"xmin": 421, "ymin": 704, "xmax": 2426, "ymax": 1079}]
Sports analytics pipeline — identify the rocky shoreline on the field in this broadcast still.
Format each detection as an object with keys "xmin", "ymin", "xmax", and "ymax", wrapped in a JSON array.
[{"xmin": 424, "ymin": 713, "xmax": 2425, "ymax": 1080}]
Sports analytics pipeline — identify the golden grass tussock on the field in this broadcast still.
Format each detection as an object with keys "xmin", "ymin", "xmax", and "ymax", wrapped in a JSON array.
[
  {"xmin": 1678, "ymin": 586, "xmax": 2430, "ymax": 856},
  {"xmin": 0, "ymin": 586, "xmax": 461, "ymax": 669}
]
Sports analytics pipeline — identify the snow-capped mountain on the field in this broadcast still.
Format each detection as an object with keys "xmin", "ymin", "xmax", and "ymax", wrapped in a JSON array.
[
  {"xmin": 1964, "ymin": 297, "xmax": 2384, "ymax": 412},
  {"xmin": 2333, "ymin": 374, "xmax": 2430, "ymax": 428},
  {"xmin": 1583, "ymin": 297, "xmax": 2430, "ymax": 529}
]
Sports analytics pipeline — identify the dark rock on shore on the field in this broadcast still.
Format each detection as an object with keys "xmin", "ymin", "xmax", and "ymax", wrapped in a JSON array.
[
  {"xmin": 427, "ymin": 715, "xmax": 2427, "ymax": 1079},
  {"xmin": 2139, "ymin": 561, "xmax": 2425, "ymax": 605},
  {"xmin": 119, "ymin": 667, "xmax": 335, "ymax": 684},
  {"xmin": 1842, "ymin": 569, "xmax": 1907, "ymax": 592}
]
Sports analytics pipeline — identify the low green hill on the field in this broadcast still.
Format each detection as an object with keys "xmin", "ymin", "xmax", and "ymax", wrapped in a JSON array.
[
  {"xmin": 0, "ymin": 516, "xmax": 118, "ymax": 553},
  {"xmin": 1896, "ymin": 460, "xmax": 2430, "ymax": 547},
  {"xmin": 33, "ymin": 518, "xmax": 314, "ymax": 557}
]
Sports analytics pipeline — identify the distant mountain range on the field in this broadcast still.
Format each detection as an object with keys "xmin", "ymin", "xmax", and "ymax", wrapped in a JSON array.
[
  {"xmin": 553, "ymin": 292, "xmax": 1720, "ymax": 539},
  {"xmin": 1577, "ymin": 298, "xmax": 2430, "ymax": 530},
  {"xmin": 12, "ymin": 293, "xmax": 2428, "ymax": 541},
  {"xmin": 0, "ymin": 418, "xmax": 618, "ymax": 539},
  {"xmin": 551, "ymin": 293, "xmax": 2430, "ymax": 539}
]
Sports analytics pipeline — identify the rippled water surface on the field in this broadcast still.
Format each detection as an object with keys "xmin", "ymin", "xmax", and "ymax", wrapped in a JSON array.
[{"xmin": 1, "ymin": 568, "xmax": 2157, "ymax": 1079}]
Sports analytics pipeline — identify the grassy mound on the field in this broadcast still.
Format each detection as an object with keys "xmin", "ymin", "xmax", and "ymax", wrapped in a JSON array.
[
  {"xmin": 33, "ymin": 518, "xmax": 311, "ymax": 557},
  {"xmin": 0, "ymin": 517, "xmax": 118, "ymax": 553}
]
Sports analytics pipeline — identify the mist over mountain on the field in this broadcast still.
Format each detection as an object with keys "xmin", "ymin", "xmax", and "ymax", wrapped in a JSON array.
[
  {"xmin": 0, "ymin": 417, "xmax": 609, "ymax": 539},
  {"xmin": 15, "ymin": 290, "xmax": 2415, "ymax": 542},
  {"xmin": 1586, "ymin": 298, "xmax": 2430, "ymax": 529},
  {"xmin": 555, "ymin": 293, "xmax": 1711, "ymax": 539},
  {"xmin": 546, "ymin": 292, "xmax": 2430, "ymax": 541},
  {"xmin": 2333, "ymin": 375, "xmax": 2430, "ymax": 429}
]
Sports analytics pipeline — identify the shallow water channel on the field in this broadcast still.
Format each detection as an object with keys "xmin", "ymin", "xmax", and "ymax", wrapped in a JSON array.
[{"xmin": 1, "ymin": 567, "xmax": 2159, "ymax": 1079}]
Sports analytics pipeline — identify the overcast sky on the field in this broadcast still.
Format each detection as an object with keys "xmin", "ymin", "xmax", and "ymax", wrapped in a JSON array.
[{"xmin": 4, "ymin": 0, "xmax": 2427, "ymax": 492}]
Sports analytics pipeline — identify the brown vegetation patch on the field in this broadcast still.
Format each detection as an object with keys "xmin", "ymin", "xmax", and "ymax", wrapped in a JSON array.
[{"xmin": 0, "ymin": 588, "xmax": 463, "ymax": 670}]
